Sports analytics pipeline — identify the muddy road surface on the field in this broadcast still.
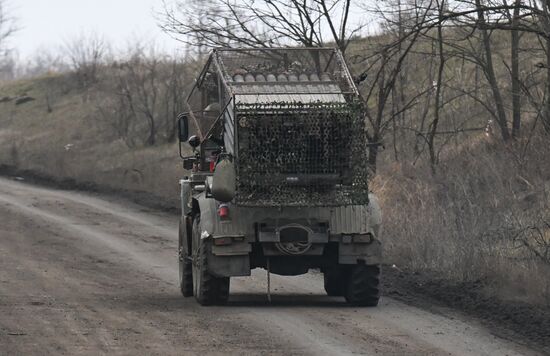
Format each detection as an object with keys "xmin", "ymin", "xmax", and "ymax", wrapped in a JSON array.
[{"xmin": 0, "ymin": 177, "xmax": 542, "ymax": 355}]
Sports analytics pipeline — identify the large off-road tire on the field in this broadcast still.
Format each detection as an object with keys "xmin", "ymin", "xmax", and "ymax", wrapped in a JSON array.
[
  {"xmin": 344, "ymin": 264, "xmax": 380, "ymax": 307},
  {"xmin": 178, "ymin": 216, "xmax": 193, "ymax": 297},
  {"xmin": 323, "ymin": 267, "xmax": 347, "ymax": 297},
  {"xmin": 192, "ymin": 216, "xmax": 230, "ymax": 306}
]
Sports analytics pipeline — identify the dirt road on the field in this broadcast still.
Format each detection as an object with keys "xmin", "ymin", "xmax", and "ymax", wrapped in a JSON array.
[{"xmin": 0, "ymin": 177, "xmax": 542, "ymax": 355}]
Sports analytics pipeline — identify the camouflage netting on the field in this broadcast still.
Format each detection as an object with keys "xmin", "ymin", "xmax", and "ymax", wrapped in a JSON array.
[{"xmin": 234, "ymin": 102, "xmax": 369, "ymax": 207}]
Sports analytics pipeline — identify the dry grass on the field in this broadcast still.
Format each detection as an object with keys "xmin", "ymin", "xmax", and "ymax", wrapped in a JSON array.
[
  {"xmin": 0, "ymin": 73, "xmax": 186, "ymax": 206},
  {"xmin": 1, "ymin": 64, "xmax": 549, "ymax": 307},
  {"xmin": 373, "ymin": 132, "xmax": 550, "ymax": 305}
]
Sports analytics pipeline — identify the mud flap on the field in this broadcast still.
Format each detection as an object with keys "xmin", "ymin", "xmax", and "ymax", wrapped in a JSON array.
[
  {"xmin": 207, "ymin": 254, "xmax": 251, "ymax": 277},
  {"xmin": 205, "ymin": 235, "xmax": 251, "ymax": 277},
  {"xmin": 339, "ymin": 239, "xmax": 382, "ymax": 265}
]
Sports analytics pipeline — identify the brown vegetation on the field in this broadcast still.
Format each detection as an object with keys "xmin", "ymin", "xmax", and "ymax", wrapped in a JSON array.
[
  {"xmin": 375, "ymin": 135, "xmax": 550, "ymax": 305},
  {"xmin": 0, "ymin": 57, "xmax": 193, "ymax": 204},
  {"xmin": 0, "ymin": 0, "xmax": 549, "ymax": 308}
]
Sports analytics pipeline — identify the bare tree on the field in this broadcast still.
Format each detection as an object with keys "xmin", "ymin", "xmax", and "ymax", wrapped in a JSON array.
[
  {"xmin": 0, "ymin": 0, "xmax": 17, "ymax": 80},
  {"xmin": 64, "ymin": 32, "xmax": 110, "ymax": 88},
  {"xmin": 117, "ymin": 50, "xmax": 161, "ymax": 146},
  {"xmin": 427, "ymin": 0, "xmax": 447, "ymax": 172},
  {"xmin": 102, "ymin": 44, "xmax": 191, "ymax": 146},
  {"xmin": 161, "ymin": 0, "xmax": 364, "ymax": 55},
  {"xmin": 540, "ymin": 0, "xmax": 550, "ymax": 133},
  {"xmin": 510, "ymin": 0, "xmax": 522, "ymax": 138},
  {"xmin": 160, "ymin": 57, "xmax": 188, "ymax": 141},
  {"xmin": 475, "ymin": 0, "xmax": 512, "ymax": 140}
]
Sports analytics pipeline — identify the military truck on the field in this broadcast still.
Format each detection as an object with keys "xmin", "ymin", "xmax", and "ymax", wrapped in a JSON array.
[{"xmin": 176, "ymin": 48, "xmax": 382, "ymax": 306}]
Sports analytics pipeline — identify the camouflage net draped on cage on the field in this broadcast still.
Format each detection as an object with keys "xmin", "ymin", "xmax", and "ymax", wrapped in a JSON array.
[{"xmin": 234, "ymin": 102, "xmax": 369, "ymax": 207}]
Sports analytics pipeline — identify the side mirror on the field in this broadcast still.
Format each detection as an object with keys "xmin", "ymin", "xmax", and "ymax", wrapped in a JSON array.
[
  {"xmin": 177, "ymin": 113, "xmax": 189, "ymax": 142},
  {"xmin": 188, "ymin": 135, "xmax": 200, "ymax": 149}
]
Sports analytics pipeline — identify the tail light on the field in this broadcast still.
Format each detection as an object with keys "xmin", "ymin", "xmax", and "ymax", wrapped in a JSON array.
[{"xmin": 218, "ymin": 204, "xmax": 230, "ymax": 219}]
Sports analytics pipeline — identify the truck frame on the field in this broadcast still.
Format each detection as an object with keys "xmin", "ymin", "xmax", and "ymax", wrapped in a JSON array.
[{"xmin": 177, "ymin": 48, "xmax": 382, "ymax": 306}]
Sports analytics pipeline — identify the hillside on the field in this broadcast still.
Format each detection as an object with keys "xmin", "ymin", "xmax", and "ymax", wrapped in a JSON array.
[
  {"xmin": 0, "ymin": 73, "xmax": 184, "ymax": 209},
  {"xmin": 0, "ymin": 63, "xmax": 549, "ymax": 312}
]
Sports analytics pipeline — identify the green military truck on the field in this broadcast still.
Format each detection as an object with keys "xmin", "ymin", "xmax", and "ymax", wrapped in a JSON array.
[{"xmin": 176, "ymin": 48, "xmax": 382, "ymax": 306}]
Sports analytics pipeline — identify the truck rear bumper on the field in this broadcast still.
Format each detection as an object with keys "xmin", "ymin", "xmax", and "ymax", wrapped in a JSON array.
[{"xmin": 207, "ymin": 237, "xmax": 382, "ymax": 277}]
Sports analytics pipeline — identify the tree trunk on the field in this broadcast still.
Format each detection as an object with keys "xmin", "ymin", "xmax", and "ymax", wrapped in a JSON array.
[
  {"xmin": 397, "ymin": 0, "xmax": 407, "ymax": 156},
  {"xmin": 428, "ymin": 1, "xmax": 446, "ymax": 174},
  {"xmin": 146, "ymin": 115, "xmax": 157, "ymax": 146},
  {"xmin": 476, "ymin": 0, "xmax": 511, "ymax": 141},
  {"xmin": 415, "ymin": 42, "xmax": 435, "ymax": 156},
  {"xmin": 544, "ymin": 36, "xmax": 550, "ymax": 133},
  {"xmin": 367, "ymin": 51, "xmax": 388, "ymax": 174},
  {"xmin": 544, "ymin": 0, "xmax": 550, "ymax": 133},
  {"xmin": 511, "ymin": 0, "xmax": 521, "ymax": 138}
]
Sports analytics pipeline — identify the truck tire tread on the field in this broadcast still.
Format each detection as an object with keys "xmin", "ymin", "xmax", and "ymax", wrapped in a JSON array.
[
  {"xmin": 193, "ymin": 217, "xmax": 230, "ymax": 306},
  {"xmin": 345, "ymin": 264, "xmax": 380, "ymax": 307},
  {"xmin": 179, "ymin": 217, "xmax": 193, "ymax": 297}
]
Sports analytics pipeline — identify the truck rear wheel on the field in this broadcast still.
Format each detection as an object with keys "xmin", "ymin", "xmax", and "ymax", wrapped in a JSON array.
[
  {"xmin": 192, "ymin": 216, "xmax": 230, "ymax": 306},
  {"xmin": 344, "ymin": 264, "xmax": 380, "ymax": 306},
  {"xmin": 178, "ymin": 217, "xmax": 193, "ymax": 297},
  {"xmin": 323, "ymin": 267, "xmax": 347, "ymax": 296}
]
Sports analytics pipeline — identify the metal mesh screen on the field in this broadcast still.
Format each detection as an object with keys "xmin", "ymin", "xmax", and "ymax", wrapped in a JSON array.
[{"xmin": 234, "ymin": 102, "xmax": 369, "ymax": 207}]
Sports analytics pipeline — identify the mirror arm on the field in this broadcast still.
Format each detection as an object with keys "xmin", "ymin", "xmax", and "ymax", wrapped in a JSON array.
[{"xmin": 178, "ymin": 141, "xmax": 185, "ymax": 159}]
